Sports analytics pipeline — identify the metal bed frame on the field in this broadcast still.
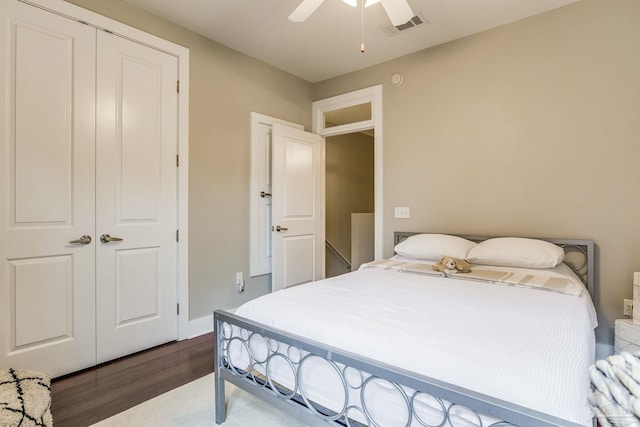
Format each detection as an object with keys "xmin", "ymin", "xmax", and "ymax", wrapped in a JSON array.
[{"xmin": 214, "ymin": 232, "xmax": 595, "ymax": 427}]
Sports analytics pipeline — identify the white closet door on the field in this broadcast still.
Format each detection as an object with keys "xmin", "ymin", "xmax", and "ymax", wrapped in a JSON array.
[
  {"xmin": 95, "ymin": 31, "xmax": 178, "ymax": 363},
  {"xmin": 0, "ymin": 1, "xmax": 97, "ymax": 376}
]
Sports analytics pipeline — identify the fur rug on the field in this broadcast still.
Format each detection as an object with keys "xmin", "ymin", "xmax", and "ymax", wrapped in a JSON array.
[
  {"xmin": 91, "ymin": 374, "xmax": 308, "ymax": 426},
  {"xmin": 0, "ymin": 368, "xmax": 52, "ymax": 427}
]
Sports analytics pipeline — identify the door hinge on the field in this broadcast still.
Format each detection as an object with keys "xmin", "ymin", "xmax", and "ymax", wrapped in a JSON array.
[
  {"xmin": 176, "ymin": 154, "xmax": 179, "ymax": 167},
  {"xmin": 177, "ymin": 303, "xmax": 180, "ymax": 315},
  {"xmin": 176, "ymin": 229, "xmax": 179, "ymax": 242},
  {"xmin": 177, "ymin": 80, "xmax": 180, "ymax": 93}
]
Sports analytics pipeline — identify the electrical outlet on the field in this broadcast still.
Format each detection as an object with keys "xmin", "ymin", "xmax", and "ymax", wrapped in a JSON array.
[
  {"xmin": 236, "ymin": 272, "xmax": 245, "ymax": 293},
  {"xmin": 394, "ymin": 207, "xmax": 410, "ymax": 219},
  {"xmin": 624, "ymin": 299, "xmax": 634, "ymax": 316}
]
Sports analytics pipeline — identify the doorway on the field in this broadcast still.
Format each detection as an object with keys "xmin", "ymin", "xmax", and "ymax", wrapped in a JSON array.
[
  {"xmin": 312, "ymin": 85, "xmax": 383, "ymax": 262},
  {"xmin": 249, "ymin": 85, "xmax": 382, "ymax": 287},
  {"xmin": 325, "ymin": 131, "xmax": 375, "ymax": 278}
]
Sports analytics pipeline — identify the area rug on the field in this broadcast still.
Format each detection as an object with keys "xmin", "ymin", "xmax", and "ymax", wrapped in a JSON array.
[
  {"xmin": 0, "ymin": 368, "xmax": 53, "ymax": 427},
  {"xmin": 90, "ymin": 374, "xmax": 309, "ymax": 426}
]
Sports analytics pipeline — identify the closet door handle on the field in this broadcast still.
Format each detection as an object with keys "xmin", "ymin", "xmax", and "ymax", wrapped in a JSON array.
[
  {"xmin": 100, "ymin": 234, "xmax": 123, "ymax": 244},
  {"xmin": 273, "ymin": 225, "xmax": 288, "ymax": 232},
  {"xmin": 69, "ymin": 235, "xmax": 92, "ymax": 245},
  {"xmin": 260, "ymin": 191, "xmax": 271, "ymax": 198}
]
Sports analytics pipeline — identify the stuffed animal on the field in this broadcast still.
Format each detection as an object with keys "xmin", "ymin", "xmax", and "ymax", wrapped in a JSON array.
[{"xmin": 433, "ymin": 256, "xmax": 471, "ymax": 274}]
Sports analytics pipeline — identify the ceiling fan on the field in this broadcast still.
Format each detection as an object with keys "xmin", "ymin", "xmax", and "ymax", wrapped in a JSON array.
[{"xmin": 289, "ymin": 0, "xmax": 414, "ymax": 27}]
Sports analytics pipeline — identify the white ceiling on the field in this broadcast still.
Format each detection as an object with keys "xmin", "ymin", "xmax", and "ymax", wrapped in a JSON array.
[{"xmin": 124, "ymin": 0, "xmax": 579, "ymax": 83}]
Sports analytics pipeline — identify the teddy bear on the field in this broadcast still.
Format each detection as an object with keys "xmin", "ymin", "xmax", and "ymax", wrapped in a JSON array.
[{"xmin": 433, "ymin": 256, "xmax": 471, "ymax": 274}]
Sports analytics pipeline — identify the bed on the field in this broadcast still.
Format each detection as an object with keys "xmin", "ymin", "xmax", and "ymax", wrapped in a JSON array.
[{"xmin": 214, "ymin": 232, "xmax": 597, "ymax": 427}]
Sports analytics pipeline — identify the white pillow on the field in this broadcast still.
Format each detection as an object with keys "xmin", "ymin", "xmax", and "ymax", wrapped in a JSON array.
[
  {"xmin": 466, "ymin": 237, "xmax": 565, "ymax": 269},
  {"xmin": 394, "ymin": 234, "xmax": 477, "ymax": 260}
]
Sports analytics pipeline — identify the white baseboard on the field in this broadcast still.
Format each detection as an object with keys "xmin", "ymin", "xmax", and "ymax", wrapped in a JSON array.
[
  {"xmin": 187, "ymin": 314, "xmax": 213, "ymax": 339},
  {"xmin": 187, "ymin": 309, "xmax": 239, "ymax": 339}
]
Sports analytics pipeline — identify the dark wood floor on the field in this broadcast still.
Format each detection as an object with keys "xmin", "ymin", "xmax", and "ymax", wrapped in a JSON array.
[{"xmin": 50, "ymin": 333, "xmax": 214, "ymax": 427}]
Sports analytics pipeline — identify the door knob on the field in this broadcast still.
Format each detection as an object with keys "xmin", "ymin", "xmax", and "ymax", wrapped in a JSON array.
[
  {"xmin": 273, "ymin": 225, "xmax": 288, "ymax": 232},
  {"xmin": 69, "ymin": 235, "xmax": 92, "ymax": 245},
  {"xmin": 100, "ymin": 234, "xmax": 123, "ymax": 243}
]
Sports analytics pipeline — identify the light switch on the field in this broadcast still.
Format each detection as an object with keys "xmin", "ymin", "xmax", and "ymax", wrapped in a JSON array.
[{"xmin": 394, "ymin": 207, "xmax": 410, "ymax": 219}]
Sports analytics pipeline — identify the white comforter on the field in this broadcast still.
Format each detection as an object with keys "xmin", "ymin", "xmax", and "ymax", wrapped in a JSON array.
[{"xmin": 234, "ymin": 264, "xmax": 597, "ymax": 426}]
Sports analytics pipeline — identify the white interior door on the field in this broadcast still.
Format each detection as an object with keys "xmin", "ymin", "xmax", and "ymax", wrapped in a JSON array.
[
  {"xmin": 249, "ymin": 113, "xmax": 304, "ymax": 278},
  {"xmin": 0, "ymin": 1, "xmax": 97, "ymax": 376},
  {"xmin": 95, "ymin": 31, "xmax": 178, "ymax": 363},
  {"xmin": 0, "ymin": 1, "xmax": 183, "ymax": 377},
  {"xmin": 271, "ymin": 124, "xmax": 325, "ymax": 292}
]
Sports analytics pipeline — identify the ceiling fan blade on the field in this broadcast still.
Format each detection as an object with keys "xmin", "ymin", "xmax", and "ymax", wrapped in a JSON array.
[
  {"xmin": 379, "ymin": 0, "xmax": 414, "ymax": 26},
  {"xmin": 288, "ymin": 0, "xmax": 325, "ymax": 22}
]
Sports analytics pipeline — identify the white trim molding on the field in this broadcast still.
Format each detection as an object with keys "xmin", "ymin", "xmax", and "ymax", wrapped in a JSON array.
[
  {"xmin": 188, "ymin": 314, "xmax": 214, "ymax": 339},
  {"xmin": 312, "ymin": 85, "xmax": 383, "ymax": 259}
]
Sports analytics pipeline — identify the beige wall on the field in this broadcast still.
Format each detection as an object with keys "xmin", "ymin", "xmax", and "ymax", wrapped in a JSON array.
[
  {"xmin": 325, "ymin": 132, "xmax": 375, "ymax": 277},
  {"xmin": 64, "ymin": 0, "xmax": 314, "ymax": 319},
  {"xmin": 315, "ymin": 0, "xmax": 640, "ymax": 345},
  {"xmin": 64, "ymin": 0, "xmax": 640, "ymax": 347}
]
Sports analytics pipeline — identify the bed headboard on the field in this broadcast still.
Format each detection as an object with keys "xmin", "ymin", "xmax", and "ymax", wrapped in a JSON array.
[{"xmin": 393, "ymin": 232, "xmax": 596, "ymax": 299}]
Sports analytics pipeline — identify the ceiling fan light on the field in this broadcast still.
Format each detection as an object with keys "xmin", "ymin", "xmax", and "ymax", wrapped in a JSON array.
[
  {"xmin": 288, "ymin": 0, "xmax": 325, "ymax": 22},
  {"xmin": 365, "ymin": 0, "xmax": 381, "ymax": 7},
  {"xmin": 341, "ymin": 0, "xmax": 357, "ymax": 7}
]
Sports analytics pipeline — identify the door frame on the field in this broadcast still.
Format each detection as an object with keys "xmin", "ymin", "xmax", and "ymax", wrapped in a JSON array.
[
  {"xmin": 312, "ymin": 85, "xmax": 383, "ymax": 259},
  {"xmin": 22, "ymin": 0, "xmax": 191, "ymax": 341}
]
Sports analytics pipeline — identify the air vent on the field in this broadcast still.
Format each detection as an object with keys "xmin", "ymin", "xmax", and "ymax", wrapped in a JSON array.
[{"xmin": 382, "ymin": 12, "xmax": 426, "ymax": 36}]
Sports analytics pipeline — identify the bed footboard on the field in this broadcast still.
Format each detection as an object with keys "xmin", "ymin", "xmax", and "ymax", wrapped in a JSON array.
[{"xmin": 214, "ymin": 310, "xmax": 584, "ymax": 427}]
